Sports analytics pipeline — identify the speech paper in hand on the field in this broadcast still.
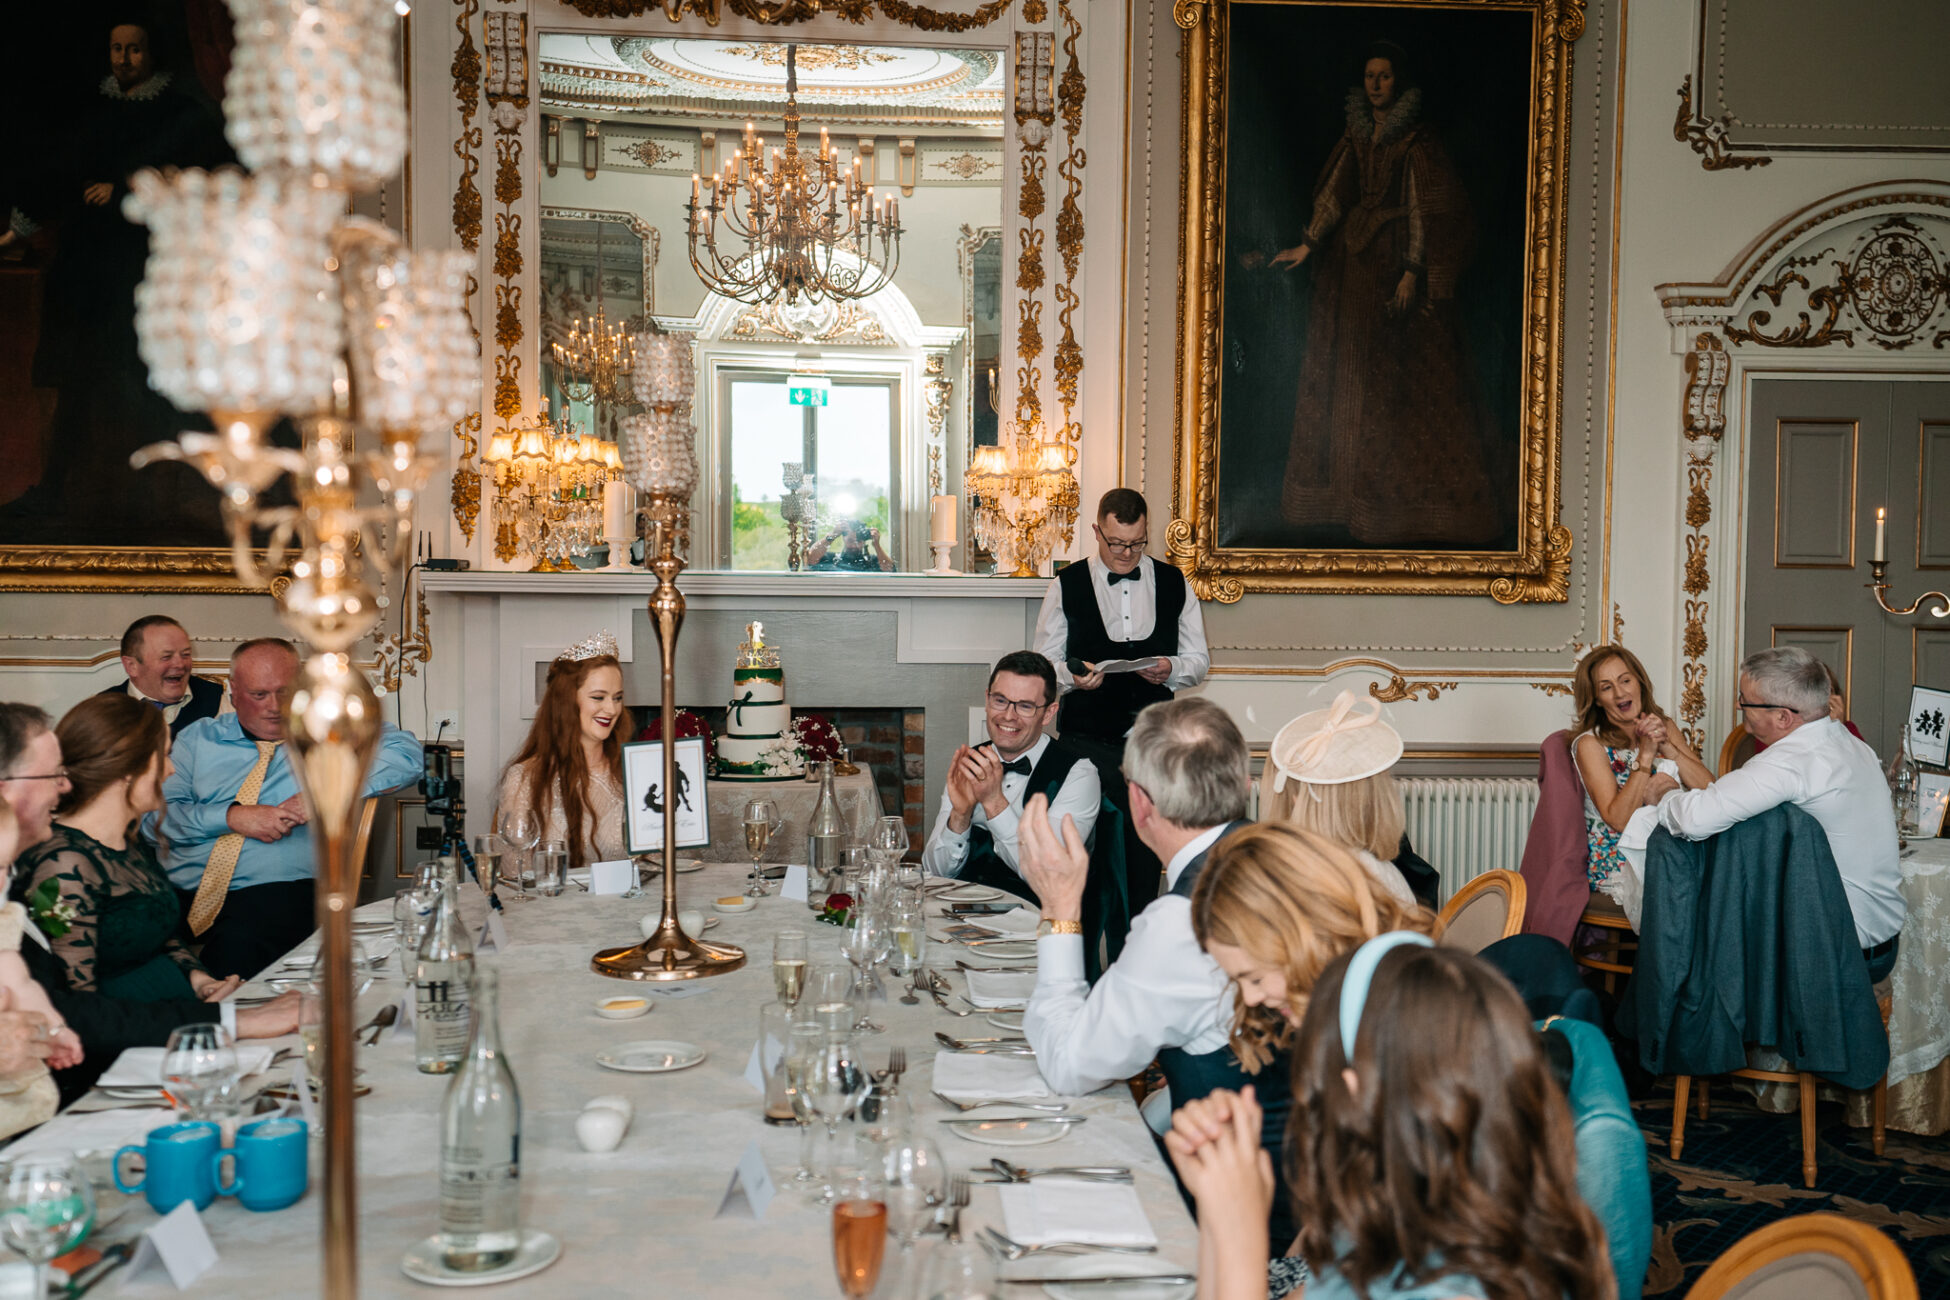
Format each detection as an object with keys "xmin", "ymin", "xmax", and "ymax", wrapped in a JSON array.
[
  {"xmin": 714, "ymin": 1139, "xmax": 777, "ymax": 1220},
  {"xmin": 1090, "ymin": 657, "xmax": 1163, "ymax": 675},
  {"xmin": 125, "ymin": 1201, "xmax": 219, "ymax": 1289}
]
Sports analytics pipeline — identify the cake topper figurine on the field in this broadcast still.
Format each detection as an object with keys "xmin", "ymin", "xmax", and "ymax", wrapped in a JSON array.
[
  {"xmin": 748, "ymin": 621, "xmax": 763, "ymax": 649},
  {"xmin": 558, "ymin": 630, "xmax": 619, "ymax": 663}
]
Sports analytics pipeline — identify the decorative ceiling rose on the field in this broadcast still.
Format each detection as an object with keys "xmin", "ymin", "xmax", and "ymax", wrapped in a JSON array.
[{"xmin": 719, "ymin": 43, "xmax": 900, "ymax": 72}]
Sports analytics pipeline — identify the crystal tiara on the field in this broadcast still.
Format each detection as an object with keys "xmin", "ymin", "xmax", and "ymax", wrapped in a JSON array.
[{"xmin": 557, "ymin": 630, "xmax": 619, "ymax": 663}]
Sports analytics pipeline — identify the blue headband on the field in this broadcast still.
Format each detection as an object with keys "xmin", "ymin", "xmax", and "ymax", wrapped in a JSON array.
[{"xmin": 1338, "ymin": 931, "xmax": 1435, "ymax": 1063}]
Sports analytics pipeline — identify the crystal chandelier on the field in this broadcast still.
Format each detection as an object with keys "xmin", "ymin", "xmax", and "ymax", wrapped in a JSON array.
[
  {"xmin": 686, "ymin": 44, "xmax": 902, "ymax": 306},
  {"xmin": 481, "ymin": 402, "xmax": 622, "ymax": 571},
  {"xmin": 964, "ymin": 420, "xmax": 1080, "ymax": 578},
  {"xmin": 550, "ymin": 222, "xmax": 635, "ymax": 409}
]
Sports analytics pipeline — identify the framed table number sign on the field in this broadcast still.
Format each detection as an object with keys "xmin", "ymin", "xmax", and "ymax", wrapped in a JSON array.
[{"xmin": 624, "ymin": 737, "xmax": 711, "ymax": 854}]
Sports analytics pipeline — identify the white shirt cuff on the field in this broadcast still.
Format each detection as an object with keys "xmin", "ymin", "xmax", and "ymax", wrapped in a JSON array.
[
  {"xmin": 1037, "ymin": 933, "xmax": 1086, "ymax": 983},
  {"xmin": 219, "ymin": 998, "xmax": 237, "ymax": 1039}
]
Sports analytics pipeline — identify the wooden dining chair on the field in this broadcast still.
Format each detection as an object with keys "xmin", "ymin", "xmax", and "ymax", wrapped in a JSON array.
[
  {"xmin": 1683, "ymin": 1212, "xmax": 1917, "ymax": 1300},
  {"xmin": 1435, "ymin": 869, "xmax": 1525, "ymax": 953},
  {"xmin": 1718, "ymin": 723, "xmax": 1757, "ymax": 776},
  {"xmin": 1572, "ymin": 890, "xmax": 1638, "ymax": 995},
  {"xmin": 1669, "ymin": 990, "xmax": 1893, "ymax": 1189}
]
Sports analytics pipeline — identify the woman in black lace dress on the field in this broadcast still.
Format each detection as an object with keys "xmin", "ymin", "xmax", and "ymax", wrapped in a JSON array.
[{"xmin": 15, "ymin": 695, "xmax": 240, "ymax": 1001}]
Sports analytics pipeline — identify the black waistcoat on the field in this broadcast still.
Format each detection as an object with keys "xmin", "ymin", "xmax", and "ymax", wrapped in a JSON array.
[
  {"xmin": 1053, "ymin": 559, "xmax": 1184, "ymax": 743},
  {"xmin": 955, "ymin": 737, "xmax": 1090, "ymax": 896}
]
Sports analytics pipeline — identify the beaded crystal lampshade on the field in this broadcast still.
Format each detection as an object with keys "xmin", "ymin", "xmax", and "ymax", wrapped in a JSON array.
[
  {"xmin": 619, "ymin": 407, "xmax": 698, "ymax": 497},
  {"xmin": 334, "ymin": 220, "xmax": 476, "ymax": 440},
  {"xmin": 126, "ymin": 168, "xmax": 343, "ymax": 421},
  {"xmin": 633, "ymin": 328, "xmax": 697, "ymax": 408},
  {"xmin": 223, "ymin": 0, "xmax": 408, "ymax": 188}
]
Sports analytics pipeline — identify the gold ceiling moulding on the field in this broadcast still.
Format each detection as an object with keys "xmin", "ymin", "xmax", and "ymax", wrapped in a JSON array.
[
  {"xmin": 552, "ymin": 0, "xmax": 1017, "ymax": 33},
  {"xmin": 1168, "ymin": 0, "xmax": 1582, "ymax": 604}
]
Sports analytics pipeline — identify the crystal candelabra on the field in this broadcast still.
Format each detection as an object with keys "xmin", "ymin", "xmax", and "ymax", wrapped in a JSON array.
[
  {"xmin": 121, "ymin": 3, "xmax": 452, "ymax": 1295},
  {"xmin": 780, "ymin": 461, "xmax": 816, "ymax": 571},
  {"xmin": 480, "ymin": 403, "xmax": 621, "ymax": 571},
  {"xmin": 594, "ymin": 327, "xmax": 745, "ymax": 982},
  {"xmin": 686, "ymin": 44, "xmax": 902, "ymax": 306},
  {"xmin": 964, "ymin": 421, "xmax": 1080, "ymax": 577}
]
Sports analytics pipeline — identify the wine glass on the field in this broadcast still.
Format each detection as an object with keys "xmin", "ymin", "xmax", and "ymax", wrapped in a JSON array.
[
  {"xmin": 831, "ymin": 1171, "xmax": 889, "ymax": 1299},
  {"xmin": 308, "ymin": 938, "xmax": 377, "ymax": 995},
  {"xmin": 803, "ymin": 1033, "xmax": 872, "ymax": 1199},
  {"xmin": 918, "ymin": 1238, "xmax": 999, "ymax": 1300},
  {"xmin": 871, "ymin": 814, "xmax": 910, "ymax": 870},
  {"xmin": 161, "ymin": 1023, "xmax": 239, "ymax": 1120},
  {"xmin": 773, "ymin": 929, "xmax": 809, "ymax": 1009},
  {"xmin": 0, "ymin": 1156, "xmax": 94, "ymax": 1299},
  {"xmin": 743, "ymin": 797, "xmax": 783, "ymax": 897},
  {"xmin": 500, "ymin": 808, "xmax": 542, "ymax": 892},
  {"xmin": 783, "ymin": 1018, "xmax": 829, "ymax": 1185},
  {"xmin": 887, "ymin": 902, "xmax": 929, "ymax": 992},
  {"xmin": 839, "ymin": 912, "xmax": 891, "ymax": 1034},
  {"xmin": 880, "ymin": 1133, "xmax": 947, "ymax": 1254},
  {"xmin": 804, "ymin": 963, "xmax": 858, "ymax": 1035}
]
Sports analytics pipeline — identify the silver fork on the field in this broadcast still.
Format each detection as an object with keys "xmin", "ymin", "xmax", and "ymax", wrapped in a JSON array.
[
  {"xmin": 979, "ymin": 1226, "xmax": 1158, "ymax": 1259},
  {"xmin": 948, "ymin": 1175, "xmax": 971, "ymax": 1244},
  {"xmin": 888, "ymin": 1045, "xmax": 907, "ymax": 1088},
  {"xmin": 932, "ymin": 1090, "xmax": 1068, "ymax": 1113},
  {"xmin": 928, "ymin": 986, "xmax": 977, "ymax": 1017}
]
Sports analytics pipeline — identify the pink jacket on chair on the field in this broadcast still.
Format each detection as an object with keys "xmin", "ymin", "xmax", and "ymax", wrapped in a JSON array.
[{"xmin": 1520, "ymin": 729, "xmax": 1591, "ymax": 944}]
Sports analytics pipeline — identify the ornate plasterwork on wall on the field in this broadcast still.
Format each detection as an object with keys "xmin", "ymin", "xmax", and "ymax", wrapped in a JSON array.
[
  {"xmin": 1657, "ymin": 181, "xmax": 1950, "ymax": 758},
  {"xmin": 1673, "ymin": 76, "xmax": 1770, "ymax": 172},
  {"xmin": 1012, "ymin": 27, "xmax": 1053, "ymax": 440}
]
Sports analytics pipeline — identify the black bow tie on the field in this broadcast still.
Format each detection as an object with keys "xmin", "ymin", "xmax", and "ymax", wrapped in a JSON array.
[
  {"xmin": 1000, "ymin": 757, "xmax": 1033, "ymax": 777},
  {"xmin": 1105, "ymin": 565, "xmax": 1142, "ymax": 585}
]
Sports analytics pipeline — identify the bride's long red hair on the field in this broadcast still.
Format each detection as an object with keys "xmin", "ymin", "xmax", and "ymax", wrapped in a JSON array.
[{"xmin": 503, "ymin": 654, "xmax": 625, "ymax": 870}]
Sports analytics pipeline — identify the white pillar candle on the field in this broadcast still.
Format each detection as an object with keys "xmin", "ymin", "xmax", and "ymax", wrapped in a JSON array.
[
  {"xmin": 930, "ymin": 494, "xmax": 957, "ymax": 546},
  {"xmin": 1874, "ymin": 507, "xmax": 1887, "ymax": 563},
  {"xmin": 604, "ymin": 480, "xmax": 630, "ymax": 541}
]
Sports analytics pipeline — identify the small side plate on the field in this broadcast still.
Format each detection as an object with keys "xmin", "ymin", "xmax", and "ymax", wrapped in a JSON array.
[
  {"xmin": 595, "ymin": 996, "xmax": 653, "ymax": 1021},
  {"xmin": 942, "ymin": 1117, "xmax": 1082, "ymax": 1147},
  {"xmin": 596, "ymin": 1040, "xmax": 707, "ymax": 1074},
  {"xmin": 401, "ymin": 1229, "xmax": 562, "ymax": 1287}
]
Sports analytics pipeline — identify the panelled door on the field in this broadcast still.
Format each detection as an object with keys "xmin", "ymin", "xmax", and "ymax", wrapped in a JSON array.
[{"xmin": 1746, "ymin": 379, "xmax": 1950, "ymax": 763}]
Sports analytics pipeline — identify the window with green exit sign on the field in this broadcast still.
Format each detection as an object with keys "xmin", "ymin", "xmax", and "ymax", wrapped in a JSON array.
[{"xmin": 788, "ymin": 377, "xmax": 830, "ymax": 407}]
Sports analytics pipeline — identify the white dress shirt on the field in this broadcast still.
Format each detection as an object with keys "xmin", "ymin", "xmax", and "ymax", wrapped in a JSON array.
[
  {"xmin": 126, "ymin": 678, "xmax": 231, "ymax": 729},
  {"xmin": 921, "ymin": 735, "xmax": 1100, "ymax": 880},
  {"xmin": 1034, "ymin": 556, "xmax": 1210, "ymax": 695},
  {"xmin": 1655, "ymin": 716, "xmax": 1903, "ymax": 947},
  {"xmin": 1024, "ymin": 822, "xmax": 1234, "ymax": 1095}
]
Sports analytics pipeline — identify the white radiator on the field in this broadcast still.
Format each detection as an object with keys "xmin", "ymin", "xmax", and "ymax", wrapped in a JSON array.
[{"xmin": 1398, "ymin": 778, "xmax": 1541, "ymax": 901}]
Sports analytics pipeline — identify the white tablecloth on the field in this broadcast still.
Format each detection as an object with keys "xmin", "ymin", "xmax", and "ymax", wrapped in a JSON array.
[
  {"xmin": 704, "ymin": 767, "xmax": 886, "ymax": 863},
  {"xmin": 41, "ymin": 863, "xmax": 1197, "ymax": 1294}
]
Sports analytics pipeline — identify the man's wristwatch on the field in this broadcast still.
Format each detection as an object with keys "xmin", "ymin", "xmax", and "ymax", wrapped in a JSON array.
[{"xmin": 1037, "ymin": 918, "xmax": 1083, "ymax": 938}]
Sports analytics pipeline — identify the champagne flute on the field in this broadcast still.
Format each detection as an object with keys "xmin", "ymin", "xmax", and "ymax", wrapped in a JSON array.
[
  {"xmin": 743, "ymin": 797, "xmax": 782, "ymax": 897},
  {"xmin": 0, "ymin": 1156, "xmax": 94, "ymax": 1300},
  {"xmin": 161, "ymin": 1023, "xmax": 238, "ymax": 1120},
  {"xmin": 500, "ymin": 808, "xmax": 541, "ymax": 891},
  {"xmin": 773, "ymin": 929, "xmax": 809, "ymax": 1008},
  {"xmin": 472, "ymin": 833, "xmax": 513, "ymax": 902},
  {"xmin": 830, "ymin": 1172, "xmax": 888, "ymax": 1299}
]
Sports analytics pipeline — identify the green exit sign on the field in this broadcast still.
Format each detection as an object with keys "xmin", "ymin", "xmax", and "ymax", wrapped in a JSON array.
[{"xmin": 788, "ymin": 376, "xmax": 830, "ymax": 407}]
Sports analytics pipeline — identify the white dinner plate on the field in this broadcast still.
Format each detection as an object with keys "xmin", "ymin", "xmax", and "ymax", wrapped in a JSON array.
[
  {"xmin": 986, "ymin": 1011, "xmax": 1026, "ymax": 1032},
  {"xmin": 943, "ymin": 1118, "xmax": 1077, "ymax": 1147},
  {"xmin": 938, "ymin": 884, "xmax": 1002, "ymax": 903},
  {"xmin": 401, "ymin": 1229, "xmax": 562, "ymax": 1287},
  {"xmin": 1043, "ymin": 1262, "xmax": 1196, "ymax": 1300},
  {"xmin": 965, "ymin": 939, "xmax": 1038, "ymax": 961},
  {"xmin": 596, "ymin": 1040, "xmax": 707, "ymax": 1073}
]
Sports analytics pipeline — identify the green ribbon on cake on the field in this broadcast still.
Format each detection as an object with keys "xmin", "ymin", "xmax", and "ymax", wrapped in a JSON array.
[{"xmin": 728, "ymin": 689, "xmax": 757, "ymax": 726}]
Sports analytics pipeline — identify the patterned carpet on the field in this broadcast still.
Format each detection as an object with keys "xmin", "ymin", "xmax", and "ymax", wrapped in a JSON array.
[{"xmin": 1636, "ymin": 1089, "xmax": 1950, "ymax": 1295}]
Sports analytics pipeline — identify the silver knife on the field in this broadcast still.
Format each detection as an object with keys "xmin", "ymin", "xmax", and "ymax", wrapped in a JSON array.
[{"xmin": 1001, "ymin": 1276, "xmax": 1195, "ymax": 1287}]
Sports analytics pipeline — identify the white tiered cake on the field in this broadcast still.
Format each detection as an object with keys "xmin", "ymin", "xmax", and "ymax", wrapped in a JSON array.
[{"xmin": 716, "ymin": 622, "xmax": 798, "ymax": 780}]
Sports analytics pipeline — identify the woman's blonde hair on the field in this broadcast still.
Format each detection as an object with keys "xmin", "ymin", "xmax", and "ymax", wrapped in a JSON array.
[
  {"xmin": 1188, "ymin": 822, "xmax": 1435, "ymax": 1071},
  {"xmin": 1257, "ymin": 764, "xmax": 1405, "ymax": 860}
]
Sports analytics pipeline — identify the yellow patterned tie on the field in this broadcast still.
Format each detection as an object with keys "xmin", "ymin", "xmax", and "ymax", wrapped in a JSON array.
[{"xmin": 187, "ymin": 740, "xmax": 278, "ymax": 936}]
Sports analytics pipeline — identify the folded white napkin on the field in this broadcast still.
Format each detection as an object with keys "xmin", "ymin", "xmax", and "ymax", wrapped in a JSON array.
[
  {"xmin": 931, "ymin": 1050, "xmax": 1053, "ymax": 1101},
  {"xmin": 999, "ymin": 1181, "xmax": 1158, "ymax": 1247},
  {"xmin": 0, "ymin": 1108, "xmax": 172, "ymax": 1160},
  {"xmin": 964, "ymin": 968, "xmax": 1037, "ymax": 1009},
  {"xmin": 967, "ymin": 907, "xmax": 1040, "ymax": 937},
  {"xmin": 97, "ymin": 1045, "xmax": 278, "ymax": 1090}
]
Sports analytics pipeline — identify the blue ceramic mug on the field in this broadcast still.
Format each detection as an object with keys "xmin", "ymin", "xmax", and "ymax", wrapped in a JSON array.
[
  {"xmin": 113, "ymin": 1121, "xmax": 220, "ymax": 1214},
  {"xmin": 214, "ymin": 1117, "xmax": 309, "ymax": 1212}
]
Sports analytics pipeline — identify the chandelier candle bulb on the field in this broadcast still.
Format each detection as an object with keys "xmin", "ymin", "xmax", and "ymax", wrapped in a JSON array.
[
  {"xmin": 1877, "ymin": 507, "xmax": 1887, "ymax": 563},
  {"xmin": 931, "ymin": 495, "xmax": 958, "ymax": 546}
]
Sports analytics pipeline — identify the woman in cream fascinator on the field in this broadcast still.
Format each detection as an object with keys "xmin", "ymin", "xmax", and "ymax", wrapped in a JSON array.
[{"xmin": 1258, "ymin": 691, "xmax": 1428, "ymax": 907}]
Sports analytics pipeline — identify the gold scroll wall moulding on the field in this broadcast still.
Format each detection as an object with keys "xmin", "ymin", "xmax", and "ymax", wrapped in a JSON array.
[
  {"xmin": 1370, "ymin": 674, "xmax": 1458, "ymax": 703},
  {"xmin": 1050, "ymin": 0, "xmax": 1085, "ymax": 449},
  {"xmin": 1168, "ymin": 0, "xmax": 1582, "ymax": 604},
  {"xmin": 1673, "ymin": 76, "xmax": 1771, "ymax": 172},
  {"xmin": 1721, "ymin": 216, "xmax": 1950, "ymax": 352}
]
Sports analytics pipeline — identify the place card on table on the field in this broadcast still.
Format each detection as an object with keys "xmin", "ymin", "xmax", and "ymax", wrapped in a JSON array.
[
  {"xmin": 999, "ymin": 1181, "xmax": 1158, "ymax": 1247},
  {"xmin": 963, "ymin": 969, "xmax": 1038, "ymax": 1009},
  {"xmin": 932, "ymin": 1050, "xmax": 1053, "ymax": 1101},
  {"xmin": 713, "ymin": 1138, "xmax": 777, "ymax": 1221},
  {"xmin": 780, "ymin": 865, "xmax": 809, "ymax": 902},
  {"xmin": 475, "ymin": 910, "xmax": 510, "ymax": 953},
  {"xmin": 589, "ymin": 858, "xmax": 636, "ymax": 895},
  {"xmin": 124, "ymin": 1201, "xmax": 219, "ymax": 1289},
  {"xmin": 393, "ymin": 989, "xmax": 416, "ymax": 1040}
]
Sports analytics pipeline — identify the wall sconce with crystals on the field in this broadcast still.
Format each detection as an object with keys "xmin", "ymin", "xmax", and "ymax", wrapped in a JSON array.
[
  {"xmin": 122, "ymin": 3, "xmax": 460, "ymax": 1293},
  {"xmin": 964, "ymin": 423, "xmax": 1079, "ymax": 578},
  {"xmin": 479, "ymin": 402, "xmax": 619, "ymax": 571}
]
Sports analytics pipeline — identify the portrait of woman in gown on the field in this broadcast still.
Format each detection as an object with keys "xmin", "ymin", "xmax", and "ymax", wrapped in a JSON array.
[{"xmin": 1215, "ymin": 11, "xmax": 1533, "ymax": 558}]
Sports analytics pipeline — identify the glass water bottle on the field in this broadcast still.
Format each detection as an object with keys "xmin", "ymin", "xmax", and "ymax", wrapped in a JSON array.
[
  {"xmin": 416, "ymin": 856, "xmax": 477, "ymax": 1074},
  {"xmin": 439, "ymin": 967, "xmax": 521, "ymax": 1271},
  {"xmin": 807, "ymin": 761, "xmax": 844, "ymax": 911}
]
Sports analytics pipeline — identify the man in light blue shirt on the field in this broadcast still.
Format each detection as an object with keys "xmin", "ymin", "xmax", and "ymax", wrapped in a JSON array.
[{"xmin": 160, "ymin": 638, "xmax": 423, "ymax": 978}]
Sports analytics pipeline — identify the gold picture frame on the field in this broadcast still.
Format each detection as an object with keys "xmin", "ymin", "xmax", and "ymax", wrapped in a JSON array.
[
  {"xmin": 0, "ymin": 547, "xmax": 267, "ymax": 593},
  {"xmin": 1167, "ymin": 0, "xmax": 1583, "ymax": 603}
]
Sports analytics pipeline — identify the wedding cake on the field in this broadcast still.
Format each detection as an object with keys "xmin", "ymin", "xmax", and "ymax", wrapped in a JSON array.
[{"xmin": 716, "ymin": 621, "xmax": 798, "ymax": 780}]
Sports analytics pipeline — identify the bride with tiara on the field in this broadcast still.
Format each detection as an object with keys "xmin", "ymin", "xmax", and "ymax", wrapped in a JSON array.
[{"xmin": 495, "ymin": 631, "xmax": 631, "ymax": 870}]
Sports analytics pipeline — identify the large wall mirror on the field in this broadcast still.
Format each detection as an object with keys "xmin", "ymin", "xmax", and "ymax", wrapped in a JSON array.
[{"xmin": 536, "ymin": 34, "xmax": 1003, "ymax": 573}]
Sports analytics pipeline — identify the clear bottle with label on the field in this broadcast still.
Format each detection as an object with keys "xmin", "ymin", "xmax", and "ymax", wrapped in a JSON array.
[
  {"xmin": 807, "ymin": 760, "xmax": 844, "ymax": 911},
  {"xmin": 439, "ymin": 966, "xmax": 521, "ymax": 1271},
  {"xmin": 416, "ymin": 856, "xmax": 476, "ymax": 1074}
]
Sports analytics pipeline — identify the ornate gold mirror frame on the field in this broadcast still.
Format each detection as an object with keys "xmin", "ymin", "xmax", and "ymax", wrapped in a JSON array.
[{"xmin": 1167, "ymin": 0, "xmax": 1583, "ymax": 604}]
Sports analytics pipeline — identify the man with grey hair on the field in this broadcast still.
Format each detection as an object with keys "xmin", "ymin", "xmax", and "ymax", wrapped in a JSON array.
[
  {"xmin": 1648, "ymin": 645, "xmax": 1902, "ymax": 974},
  {"xmin": 1017, "ymin": 695, "xmax": 1253, "ymax": 1096}
]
